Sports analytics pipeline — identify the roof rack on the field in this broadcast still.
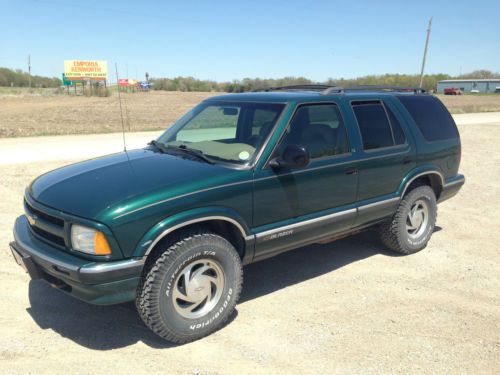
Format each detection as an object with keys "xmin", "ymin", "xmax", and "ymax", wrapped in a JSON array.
[
  {"xmin": 252, "ymin": 84, "xmax": 426, "ymax": 95},
  {"xmin": 253, "ymin": 84, "xmax": 335, "ymax": 92},
  {"xmin": 342, "ymin": 85, "xmax": 426, "ymax": 94}
]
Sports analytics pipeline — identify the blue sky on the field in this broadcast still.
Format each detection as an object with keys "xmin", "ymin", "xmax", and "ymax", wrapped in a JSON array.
[{"xmin": 1, "ymin": 0, "xmax": 499, "ymax": 82}]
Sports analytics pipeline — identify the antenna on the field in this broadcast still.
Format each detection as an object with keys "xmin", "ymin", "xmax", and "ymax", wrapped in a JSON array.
[
  {"xmin": 124, "ymin": 90, "xmax": 131, "ymax": 131},
  {"xmin": 115, "ymin": 62, "xmax": 127, "ymax": 152}
]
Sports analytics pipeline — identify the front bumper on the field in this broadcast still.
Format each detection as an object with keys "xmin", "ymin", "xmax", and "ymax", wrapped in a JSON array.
[{"xmin": 11, "ymin": 215, "xmax": 144, "ymax": 305}]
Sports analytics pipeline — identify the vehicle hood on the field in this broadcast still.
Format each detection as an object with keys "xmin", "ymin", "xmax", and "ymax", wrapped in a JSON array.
[{"xmin": 28, "ymin": 149, "xmax": 243, "ymax": 220}]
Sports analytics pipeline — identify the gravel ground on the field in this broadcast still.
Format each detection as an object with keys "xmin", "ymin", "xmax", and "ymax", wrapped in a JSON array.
[{"xmin": 0, "ymin": 121, "xmax": 499, "ymax": 374}]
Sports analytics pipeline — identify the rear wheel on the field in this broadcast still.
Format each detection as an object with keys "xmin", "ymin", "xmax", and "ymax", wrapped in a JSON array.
[
  {"xmin": 136, "ymin": 232, "xmax": 243, "ymax": 343},
  {"xmin": 380, "ymin": 185, "xmax": 437, "ymax": 255}
]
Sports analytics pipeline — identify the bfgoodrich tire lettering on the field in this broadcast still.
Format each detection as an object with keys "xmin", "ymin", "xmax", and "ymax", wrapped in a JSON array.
[
  {"xmin": 136, "ymin": 232, "xmax": 243, "ymax": 344},
  {"xmin": 380, "ymin": 185, "xmax": 437, "ymax": 255}
]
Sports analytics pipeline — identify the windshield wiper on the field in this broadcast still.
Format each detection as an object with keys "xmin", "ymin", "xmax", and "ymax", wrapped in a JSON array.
[
  {"xmin": 149, "ymin": 140, "xmax": 215, "ymax": 164},
  {"xmin": 166, "ymin": 144, "xmax": 215, "ymax": 165},
  {"xmin": 148, "ymin": 140, "xmax": 170, "ymax": 153}
]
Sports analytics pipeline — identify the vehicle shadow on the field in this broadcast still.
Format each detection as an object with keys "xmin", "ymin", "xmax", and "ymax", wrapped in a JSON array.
[
  {"xmin": 240, "ymin": 229, "xmax": 394, "ymax": 302},
  {"xmin": 26, "ymin": 229, "xmax": 394, "ymax": 350}
]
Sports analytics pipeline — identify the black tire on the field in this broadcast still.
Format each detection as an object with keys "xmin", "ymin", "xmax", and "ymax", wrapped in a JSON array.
[
  {"xmin": 136, "ymin": 232, "xmax": 243, "ymax": 344},
  {"xmin": 380, "ymin": 185, "xmax": 437, "ymax": 255}
]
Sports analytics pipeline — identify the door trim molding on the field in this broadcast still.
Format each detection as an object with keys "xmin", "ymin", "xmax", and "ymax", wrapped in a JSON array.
[
  {"xmin": 255, "ymin": 208, "xmax": 356, "ymax": 239},
  {"xmin": 253, "ymin": 196, "xmax": 400, "ymax": 240}
]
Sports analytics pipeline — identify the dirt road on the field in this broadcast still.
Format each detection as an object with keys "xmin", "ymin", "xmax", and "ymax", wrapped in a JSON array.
[{"xmin": 0, "ymin": 119, "xmax": 499, "ymax": 374}]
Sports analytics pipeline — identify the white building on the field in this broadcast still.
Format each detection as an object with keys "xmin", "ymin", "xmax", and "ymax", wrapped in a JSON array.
[{"xmin": 437, "ymin": 79, "xmax": 500, "ymax": 94}]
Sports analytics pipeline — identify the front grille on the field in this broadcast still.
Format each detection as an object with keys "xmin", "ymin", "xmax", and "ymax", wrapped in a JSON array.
[
  {"xmin": 25, "ymin": 200, "xmax": 64, "ymax": 227},
  {"xmin": 25, "ymin": 199, "xmax": 66, "ymax": 248},
  {"xmin": 31, "ymin": 226, "xmax": 66, "ymax": 247}
]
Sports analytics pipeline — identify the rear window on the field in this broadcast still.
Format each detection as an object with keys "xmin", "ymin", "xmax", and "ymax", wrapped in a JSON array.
[
  {"xmin": 397, "ymin": 95, "xmax": 459, "ymax": 141},
  {"xmin": 386, "ymin": 106, "xmax": 406, "ymax": 145},
  {"xmin": 352, "ymin": 102, "xmax": 393, "ymax": 150}
]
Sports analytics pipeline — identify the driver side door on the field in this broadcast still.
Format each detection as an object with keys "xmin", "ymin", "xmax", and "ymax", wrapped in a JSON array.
[{"xmin": 252, "ymin": 103, "xmax": 359, "ymax": 260}]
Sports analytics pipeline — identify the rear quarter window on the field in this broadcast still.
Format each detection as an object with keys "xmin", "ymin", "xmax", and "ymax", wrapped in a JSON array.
[{"xmin": 397, "ymin": 95, "xmax": 459, "ymax": 141}]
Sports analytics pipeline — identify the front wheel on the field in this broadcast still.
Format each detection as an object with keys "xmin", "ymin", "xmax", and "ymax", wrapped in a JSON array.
[
  {"xmin": 136, "ymin": 232, "xmax": 243, "ymax": 343},
  {"xmin": 380, "ymin": 185, "xmax": 437, "ymax": 255}
]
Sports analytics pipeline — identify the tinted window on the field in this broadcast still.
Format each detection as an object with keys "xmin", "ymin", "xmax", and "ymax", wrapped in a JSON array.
[
  {"xmin": 398, "ymin": 95, "xmax": 459, "ymax": 141},
  {"xmin": 386, "ymin": 106, "xmax": 406, "ymax": 145},
  {"xmin": 352, "ymin": 103, "xmax": 393, "ymax": 150},
  {"xmin": 251, "ymin": 108, "xmax": 279, "ymax": 136},
  {"xmin": 279, "ymin": 104, "xmax": 349, "ymax": 159},
  {"xmin": 308, "ymin": 105, "xmax": 342, "ymax": 128}
]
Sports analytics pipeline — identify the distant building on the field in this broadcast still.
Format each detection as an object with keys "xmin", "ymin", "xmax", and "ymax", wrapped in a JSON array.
[{"xmin": 437, "ymin": 79, "xmax": 500, "ymax": 94}]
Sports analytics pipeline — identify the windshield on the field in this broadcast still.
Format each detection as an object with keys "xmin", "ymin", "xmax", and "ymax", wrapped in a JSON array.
[{"xmin": 156, "ymin": 101, "xmax": 285, "ymax": 165}]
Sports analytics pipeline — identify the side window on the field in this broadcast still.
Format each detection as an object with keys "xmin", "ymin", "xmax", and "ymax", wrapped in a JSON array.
[
  {"xmin": 386, "ymin": 105, "xmax": 406, "ymax": 145},
  {"xmin": 397, "ymin": 95, "xmax": 459, "ymax": 141},
  {"xmin": 308, "ymin": 105, "xmax": 341, "ymax": 128},
  {"xmin": 279, "ymin": 104, "xmax": 349, "ymax": 159},
  {"xmin": 251, "ymin": 108, "xmax": 279, "ymax": 136},
  {"xmin": 352, "ymin": 102, "xmax": 393, "ymax": 150}
]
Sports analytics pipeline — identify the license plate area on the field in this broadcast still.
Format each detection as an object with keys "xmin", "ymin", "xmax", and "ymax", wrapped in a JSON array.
[
  {"xmin": 11, "ymin": 246, "xmax": 28, "ymax": 272},
  {"xmin": 10, "ymin": 244, "xmax": 42, "ymax": 279}
]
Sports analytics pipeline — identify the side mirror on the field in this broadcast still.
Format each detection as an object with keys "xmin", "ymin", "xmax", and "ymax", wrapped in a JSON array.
[{"xmin": 269, "ymin": 144, "xmax": 310, "ymax": 170}]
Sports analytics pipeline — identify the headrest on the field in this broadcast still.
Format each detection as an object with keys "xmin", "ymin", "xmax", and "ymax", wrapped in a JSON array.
[{"xmin": 300, "ymin": 124, "xmax": 336, "ymax": 144}]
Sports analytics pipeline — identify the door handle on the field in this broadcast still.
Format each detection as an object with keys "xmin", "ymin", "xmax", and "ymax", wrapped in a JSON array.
[
  {"xmin": 403, "ymin": 157, "xmax": 413, "ymax": 164},
  {"xmin": 344, "ymin": 167, "xmax": 358, "ymax": 175}
]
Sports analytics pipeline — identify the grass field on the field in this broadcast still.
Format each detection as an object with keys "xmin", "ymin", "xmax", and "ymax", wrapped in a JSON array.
[
  {"xmin": 0, "ymin": 90, "xmax": 218, "ymax": 137},
  {"xmin": 436, "ymin": 94, "xmax": 500, "ymax": 114},
  {"xmin": 0, "ymin": 89, "xmax": 499, "ymax": 138}
]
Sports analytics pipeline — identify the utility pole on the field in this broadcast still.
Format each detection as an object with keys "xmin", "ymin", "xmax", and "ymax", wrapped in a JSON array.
[
  {"xmin": 28, "ymin": 55, "xmax": 31, "ymax": 88},
  {"xmin": 419, "ymin": 17, "xmax": 432, "ymax": 89}
]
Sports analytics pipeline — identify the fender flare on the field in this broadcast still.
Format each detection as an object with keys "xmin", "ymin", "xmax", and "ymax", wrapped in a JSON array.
[
  {"xmin": 397, "ymin": 166, "xmax": 444, "ymax": 198},
  {"xmin": 133, "ymin": 207, "xmax": 252, "ymax": 258}
]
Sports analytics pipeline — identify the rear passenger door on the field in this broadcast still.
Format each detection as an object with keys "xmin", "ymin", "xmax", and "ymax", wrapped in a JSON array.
[{"xmin": 351, "ymin": 99, "xmax": 417, "ymax": 224}]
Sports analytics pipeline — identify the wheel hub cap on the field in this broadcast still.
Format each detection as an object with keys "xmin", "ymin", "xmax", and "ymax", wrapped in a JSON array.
[
  {"xmin": 171, "ymin": 259, "xmax": 225, "ymax": 319},
  {"xmin": 406, "ymin": 199, "xmax": 429, "ymax": 239}
]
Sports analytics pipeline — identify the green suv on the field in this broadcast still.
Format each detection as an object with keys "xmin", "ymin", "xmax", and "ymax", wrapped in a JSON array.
[{"xmin": 10, "ymin": 85, "xmax": 465, "ymax": 343}]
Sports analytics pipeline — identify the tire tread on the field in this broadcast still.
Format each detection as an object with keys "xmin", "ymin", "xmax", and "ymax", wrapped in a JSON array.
[
  {"xmin": 136, "ymin": 231, "xmax": 242, "ymax": 344},
  {"xmin": 380, "ymin": 184, "xmax": 436, "ymax": 255}
]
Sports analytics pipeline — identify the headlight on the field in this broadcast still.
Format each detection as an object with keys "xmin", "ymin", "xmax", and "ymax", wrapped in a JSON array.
[{"xmin": 71, "ymin": 224, "xmax": 112, "ymax": 255}]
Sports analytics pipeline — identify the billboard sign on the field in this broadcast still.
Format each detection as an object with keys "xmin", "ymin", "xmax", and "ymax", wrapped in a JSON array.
[
  {"xmin": 62, "ymin": 73, "xmax": 72, "ymax": 86},
  {"xmin": 64, "ymin": 60, "xmax": 108, "ymax": 81},
  {"xmin": 118, "ymin": 78, "xmax": 129, "ymax": 86}
]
